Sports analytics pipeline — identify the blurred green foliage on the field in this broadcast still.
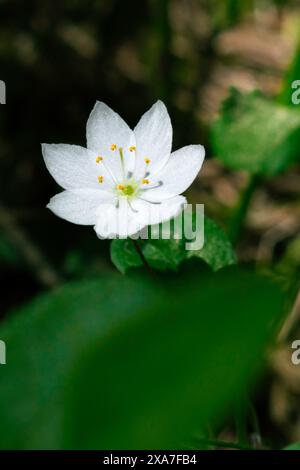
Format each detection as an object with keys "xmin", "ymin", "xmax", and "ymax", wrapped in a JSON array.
[
  {"xmin": 279, "ymin": 43, "xmax": 300, "ymax": 106},
  {"xmin": 284, "ymin": 442, "xmax": 300, "ymax": 450},
  {"xmin": 0, "ymin": 266, "xmax": 283, "ymax": 449},
  {"xmin": 212, "ymin": 89, "xmax": 300, "ymax": 177}
]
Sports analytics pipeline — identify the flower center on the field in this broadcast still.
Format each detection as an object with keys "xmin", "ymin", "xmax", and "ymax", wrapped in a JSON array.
[
  {"xmin": 122, "ymin": 184, "xmax": 135, "ymax": 196},
  {"xmin": 115, "ymin": 179, "xmax": 139, "ymax": 199}
]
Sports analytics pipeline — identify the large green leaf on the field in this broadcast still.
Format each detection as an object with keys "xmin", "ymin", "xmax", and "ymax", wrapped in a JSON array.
[
  {"xmin": 0, "ymin": 267, "xmax": 282, "ymax": 449},
  {"xmin": 110, "ymin": 216, "xmax": 236, "ymax": 274},
  {"xmin": 279, "ymin": 44, "xmax": 300, "ymax": 107},
  {"xmin": 284, "ymin": 442, "xmax": 300, "ymax": 450},
  {"xmin": 211, "ymin": 88, "xmax": 300, "ymax": 176}
]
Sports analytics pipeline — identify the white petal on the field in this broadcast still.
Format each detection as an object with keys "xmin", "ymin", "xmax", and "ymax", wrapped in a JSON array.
[
  {"xmin": 86, "ymin": 102, "xmax": 136, "ymax": 181},
  {"xmin": 131, "ymin": 196, "xmax": 186, "ymax": 227},
  {"xmin": 94, "ymin": 199, "xmax": 143, "ymax": 238},
  {"xmin": 93, "ymin": 204, "xmax": 119, "ymax": 239},
  {"xmin": 94, "ymin": 195, "xmax": 186, "ymax": 239},
  {"xmin": 42, "ymin": 143, "xmax": 114, "ymax": 190},
  {"xmin": 133, "ymin": 100, "xmax": 172, "ymax": 180},
  {"xmin": 141, "ymin": 145, "xmax": 205, "ymax": 202},
  {"xmin": 47, "ymin": 189, "xmax": 114, "ymax": 225}
]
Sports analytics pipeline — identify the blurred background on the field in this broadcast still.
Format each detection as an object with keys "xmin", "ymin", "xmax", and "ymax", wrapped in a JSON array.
[{"xmin": 1, "ymin": 0, "xmax": 300, "ymax": 448}]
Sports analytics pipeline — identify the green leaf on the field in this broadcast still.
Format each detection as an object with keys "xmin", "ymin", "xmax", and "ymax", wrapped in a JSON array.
[
  {"xmin": 211, "ymin": 88, "xmax": 300, "ymax": 176},
  {"xmin": 110, "ymin": 238, "xmax": 142, "ymax": 274},
  {"xmin": 284, "ymin": 442, "xmax": 300, "ymax": 450},
  {"xmin": 0, "ymin": 267, "xmax": 283, "ymax": 449},
  {"xmin": 186, "ymin": 217, "xmax": 236, "ymax": 271},
  {"xmin": 279, "ymin": 44, "xmax": 300, "ymax": 107},
  {"xmin": 110, "ymin": 215, "xmax": 236, "ymax": 274}
]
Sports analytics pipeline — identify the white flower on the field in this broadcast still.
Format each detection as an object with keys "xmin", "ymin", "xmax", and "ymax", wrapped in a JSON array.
[{"xmin": 42, "ymin": 101, "xmax": 205, "ymax": 238}]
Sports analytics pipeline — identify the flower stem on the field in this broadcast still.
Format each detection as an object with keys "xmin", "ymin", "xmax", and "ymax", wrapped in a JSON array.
[
  {"xmin": 131, "ymin": 239, "xmax": 153, "ymax": 275},
  {"xmin": 229, "ymin": 174, "xmax": 260, "ymax": 245}
]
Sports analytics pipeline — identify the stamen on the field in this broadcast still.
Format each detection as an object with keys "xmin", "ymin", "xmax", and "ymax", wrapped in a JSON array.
[
  {"xmin": 129, "ymin": 146, "xmax": 136, "ymax": 152},
  {"xmin": 98, "ymin": 176, "xmax": 104, "ymax": 183},
  {"xmin": 96, "ymin": 156, "xmax": 103, "ymax": 163},
  {"xmin": 110, "ymin": 144, "xmax": 117, "ymax": 151},
  {"xmin": 119, "ymin": 147, "xmax": 125, "ymax": 177},
  {"xmin": 143, "ymin": 159, "xmax": 151, "ymax": 179},
  {"xmin": 140, "ymin": 180, "xmax": 163, "ymax": 190},
  {"xmin": 117, "ymin": 184, "xmax": 125, "ymax": 190},
  {"xmin": 138, "ymin": 197, "xmax": 162, "ymax": 205},
  {"xmin": 142, "ymin": 179, "xmax": 150, "ymax": 185},
  {"xmin": 128, "ymin": 201, "xmax": 139, "ymax": 213}
]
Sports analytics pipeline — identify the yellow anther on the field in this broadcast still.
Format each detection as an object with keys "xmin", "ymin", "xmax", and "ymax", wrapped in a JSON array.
[
  {"xmin": 96, "ymin": 156, "xmax": 103, "ymax": 163},
  {"xmin": 129, "ymin": 146, "xmax": 136, "ymax": 152},
  {"xmin": 98, "ymin": 176, "xmax": 104, "ymax": 183},
  {"xmin": 142, "ymin": 179, "xmax": 150, "ymax": 185},
  {"xmin": 110, "ymin": 144, "xmax": 117, "ymax": 151},
  {"xmin": 117, "ymin": 184, "xmax": 125, "ymax": 190},
  {"xmin": 144, "ymin": 158, "xmax": 151, "ymax": 164}
]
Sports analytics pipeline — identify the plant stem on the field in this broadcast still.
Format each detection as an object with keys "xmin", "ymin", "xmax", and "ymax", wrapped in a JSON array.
[
  {"xmin": 229, "ymin": 174, "xmax": 260, "ymax": 245},
  {"xmin": 131, "ymin": 239, "xmax": 153, "ymax": 275}
]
